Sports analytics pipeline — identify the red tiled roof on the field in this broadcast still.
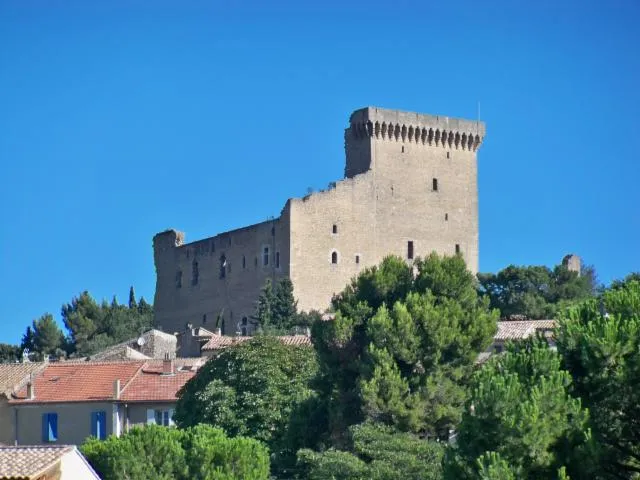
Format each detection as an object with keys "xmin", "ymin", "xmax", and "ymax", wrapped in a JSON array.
[
  {"xmin": 201, "ymin": 334, "xmax": 312, "ymax": 351},
  {"xmin": 495, "ymin": 320, "xmax": 557, "ymax": 341},
  {"xmin": 119, "ymin": 362, "xmax": 195, "ymax": 402},
  {"xmin": 0, "ymin": 363, "xmax": 46, "ymax": 398},
  {"xmin": 10, "ymin": 362, "xmax": 144, "ymax": 404}
]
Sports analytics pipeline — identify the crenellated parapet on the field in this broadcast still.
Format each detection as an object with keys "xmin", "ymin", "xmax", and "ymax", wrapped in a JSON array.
[{"xmin": 347, "ymin": 106, "xmax": 486, "ymax": 151}]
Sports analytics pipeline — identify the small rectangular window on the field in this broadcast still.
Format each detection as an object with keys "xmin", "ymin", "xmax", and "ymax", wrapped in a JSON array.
[
  {"xmin": 175, "ymin": 271, "xmax": 182, "ymax": 289},
  {"xmin": 42, "ymin": 413, "xmax": 58, "ymax": 442},
  {"xmin": 446, "ymin": 151, "xmax": 450, "ymax": 159},
  {"xmin": 276, "ymin": 252, "xmax": 280, "ymax": 268},
  {"xmin": 263, "ymin": 247, "xmax": 269, "ymax": 266},
  {"xmin": 455, "ymin": 244, "xmax": 461, "ymax": 254},
  {"xmin": 432, "ymin": 178, "xmax": 438, "ymax": 191},
  {"xmin": 355, "ymin": 255, "xmax": 360, "ymax": 264},
  {"xmin": 445, "ymin": 213, "xmax": 448, "ymax": 221},
  {"xmin": 91, "ymin": 411, "xmax": 106, "ymax": 440},
  {"xmin": 332, "ymin": 224, "xmax": 338, "ymax": 234},
  {"xmin": 407, "ymin": 241, "xmax": 414, "ymax": 260},
  {"xmin": 202, "ymin": 314, "xmax": 207, "ymax": 324}
]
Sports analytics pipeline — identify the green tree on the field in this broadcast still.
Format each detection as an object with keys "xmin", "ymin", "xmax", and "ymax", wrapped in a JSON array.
[
  {"xmin": 313, "ymin": 253, "xmax": 497, "ymax": 443},
  {"xmin": 81, "ymin": 424, "xmax": 269, "ymax": 480},
  {"xmin": 478, "ymin": 263, "xmax": 597, "ymax": 320},
  {"xmin": 557, "ymin": 279, "xmax": 640, "ymax": 478},
  {"xmin": 252, "ymin": 280, "xmax": 275, "ymax": 330},
  {"xmin": 128, "ymin": 286, "xmax": 137, "ymax": 309},
  {"xmin": 297, "ymin": 423, "xmax": 444, "ymax": 480},
  {"xmin": 273, "ymin": 277, "xmax": 298, "ymax": 330},
  {"xmin": 253, "ymin": 278, "xmax": 305, "ymax": 333},
  {"xmin": 61, "ymin": 289, "xmax": 153, "ymax": 356},
  {"xmin": 21, "ymin": 313, "xmax": 64, "ymax": 359},
  {"xmin": 174, "ymin": 336, "xmax": 318, "ymax": 471},
  {"xmin": 0, "ymin": 343, "xmax": 20, "ymax": 363},
  {"xmin": 444, "ymin": 338, "xmax": 595, "ymax": 480}
]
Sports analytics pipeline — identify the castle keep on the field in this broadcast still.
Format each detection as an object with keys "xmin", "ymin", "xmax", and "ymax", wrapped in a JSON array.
[{"xmin": 153, "ymin": 107, "xmax": 485, "ymax": 335}]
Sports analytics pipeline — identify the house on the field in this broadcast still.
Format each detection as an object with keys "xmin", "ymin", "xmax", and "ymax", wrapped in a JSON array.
[
  {"xmin": 0, "ymin": 445, "xmax": 100, "ymax": 480},
  {"xmin": 176, "ymin": 324, "xmax": 215, "ymax": 357},
  {"xmin": 7, "ymin": 358, "xmax": 200, "ymax": 446},
  {"xmin": 200, "ymin": 332, "xmax": 312, "ymax": 357},
  {"xmin": 492, "ymin": 319, "xmax": 557, "ymax": 353},
  {"xmin": 88, "ymin": 329, "xmax": 178, "ymax": 362},
  {"xmin": 0, "ymin": 363, "xmax": 47, "ymax": 445}
]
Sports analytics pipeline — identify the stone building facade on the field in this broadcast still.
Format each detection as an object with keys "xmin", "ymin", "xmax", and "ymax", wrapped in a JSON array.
[{"xmin": 153, "ymin": 107, "xmax": 486, "ymax": 335}]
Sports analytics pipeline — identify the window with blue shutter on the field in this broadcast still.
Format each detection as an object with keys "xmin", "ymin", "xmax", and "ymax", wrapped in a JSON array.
[
  {"xmin": 42, "ymin": 413, "xmax": 58, "ymax": 442},
  {"xmin": 91, "ymin": 411, "xmax": 106, "ymax": 440}
]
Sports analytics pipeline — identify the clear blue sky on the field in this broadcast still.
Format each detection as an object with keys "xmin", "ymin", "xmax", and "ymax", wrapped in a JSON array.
[{"xmin": 1, "ymin": 1, "xmax": 638, "ymax": 344}]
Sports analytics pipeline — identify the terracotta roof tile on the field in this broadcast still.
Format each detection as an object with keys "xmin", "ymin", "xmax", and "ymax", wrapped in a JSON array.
[
  {"xmin": 10, "ymin": 362, "xmax": 144, "ymax": 404},
  {"xmin": 0, "ymin": 363, "xmax": 46, "ymax": 398},
  {"xmin": 201, "ymin": 334, "xmax": 312, "ymax": 351},
  {"xmin": 119, "ymin": 363, "xmax": 195, "ymax": 402},
  {"xmin": 495, "ymin": 320, "xmax": 557, "ymax": 341},
  {"xmin": 0, "ymin": 445, "xmax": 73, "ymax": 479}
]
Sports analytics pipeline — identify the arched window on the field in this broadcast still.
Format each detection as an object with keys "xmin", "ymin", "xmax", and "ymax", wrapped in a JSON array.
[
  {"xmin": 331, "ymin": 251, "xmax": 338, "ymax": 264},
  {"xmin": 191, "ymin": 260, "xmax": 199, "ymax": 285}
]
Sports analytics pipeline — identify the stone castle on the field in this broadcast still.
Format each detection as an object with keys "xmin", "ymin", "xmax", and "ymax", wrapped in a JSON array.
[{"xmin": 153, "ymin": 107, "xmax": 485, "ymax": 335}]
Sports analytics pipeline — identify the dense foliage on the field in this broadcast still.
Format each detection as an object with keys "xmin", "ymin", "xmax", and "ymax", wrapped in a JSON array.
[
  {"xmin": 478, "ymin": 262, "xmax": 597, "ymax": 319},
  {"xmin": 252, "ymin": 277, "xmax": 321, "ymax": 333},
  {"xmin": 297, "ymin": 422, "xmax": 444, "ymax": 480},
  {"xmin": 174, "ymin": 336, "xmax": 319, "ymax": 471},
  {"xmin": 557, "ymin": 278, "xmax": 640, "ymax": 478},
  {"xmin": 444, "ymin": 338, "xmax": 596, "ymax": 479},
  {"xmin": 0, "ymin": 343, "xmax": 20, "ymax": 363},
  {"xmin": 312, "ymin": 253, "xmax": 498, "ymax": 442},
  {"xmin": 7, "ymin": 286, "xmax": 153, "ymax": 361},
  {"xmin": 62, "ymin": 287, "xmax": 153, "ymax": 356},
  {"xmin": 81, "ymin": 424, "xmax": 269, "ymax": 480}
]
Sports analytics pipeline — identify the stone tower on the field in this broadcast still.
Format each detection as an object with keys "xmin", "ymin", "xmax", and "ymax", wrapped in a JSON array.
[{"xmin": 153, "ymin": 107, "xmax": 485, "ymax": 335}]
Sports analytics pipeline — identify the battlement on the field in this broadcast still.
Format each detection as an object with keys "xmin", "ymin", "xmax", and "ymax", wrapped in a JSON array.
[{"xmin": 347, "ymin": 106, "xmax": 485, "ymax": 151}]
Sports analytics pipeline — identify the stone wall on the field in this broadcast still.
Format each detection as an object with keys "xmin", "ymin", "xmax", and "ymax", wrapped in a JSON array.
[
  {"xmin": 153, "ymin": 106, "xmax": 484, "ymax": 333},
  {"xmin": 153, "ymin": 216, "xmax": 290, "ymax": 335}
]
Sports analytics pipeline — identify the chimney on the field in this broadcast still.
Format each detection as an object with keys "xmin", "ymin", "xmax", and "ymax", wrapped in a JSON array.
[
  {"xmin": 27, "ymin": 376, "xmax": 35, "ymax": 400},
  {"xmin": 113, "ymin": 379, "xmax": 121, "ymax": 400},
  {"xmin": 162, "ymin": 353, "xmax": 174, "ymax": 375}
]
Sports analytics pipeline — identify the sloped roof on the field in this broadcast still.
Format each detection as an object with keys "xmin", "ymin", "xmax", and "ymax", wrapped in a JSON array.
[
  {"xmin": 495, "ymin": 320, "xmax": 557, "ymax": 341},
  {"xmin": 0, "ymin": 445, "xmax": 73, "ymax": 479},
  {"xmin": 90, "ymin": 329, "xmax": 176, "ymax": 361},
  {"xmin": 201, "ymin": 334, "xmax": 312, "ymax": 351},
  {"xmin": 10, "ymin": 361, "xmax": 144, "ymax": 403},
  {"xmin": 119, "ymin": 361, "xmax": 196, "ymax": 402},
  {"xmin": 0, "ymin": 363, "xmax": 46, "ymax": 398}
]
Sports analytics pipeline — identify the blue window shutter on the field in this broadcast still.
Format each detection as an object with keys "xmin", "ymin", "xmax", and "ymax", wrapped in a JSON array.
[
  {"xmin": 41, "ymin": 414, "xmax": 48, "ymax": 442},
  {"xmin": 49, "ymin": 413, "xmax": 57, "ymax": 441},
  {"xmin": 90, "ymin": 412, "xmax": 96, "ymax": 438},
  {"xmin": 98, "ymin": 411, "xmax": 106, "ymax": 440}
]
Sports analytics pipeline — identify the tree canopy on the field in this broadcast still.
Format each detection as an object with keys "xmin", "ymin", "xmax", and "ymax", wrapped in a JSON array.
[
  {"xmin": 444, "ymin": 338, "xmax": 596, "ymax": 479},
  {"xmin": 252, "ymin": 277, "xmax": 320, "ymax": 334},
  {"xmin": 477, "ymin": 262, "xmax": 597, "ymax": 320},
  {"xmin": 312, "ymin": 253, "xmax": 498, "ymax": 443},
  {"xmin": 297, "ymin": 422, "xmax": 444, "ymax": 480},
  {"xmin": 557, "ymin": 278, "xmax": 640, "ymax": 478},
  {"xmin": 174, "ymin": 336, "xmax": 319, "ymax": 472},
  {"xmin": 81, "ymin": 424, "xmax": 269, "ymax": 480}
]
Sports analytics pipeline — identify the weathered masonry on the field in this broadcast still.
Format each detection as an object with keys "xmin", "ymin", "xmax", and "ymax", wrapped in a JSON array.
[{"xmin": 153, "ymin": 107, "xmax": 485, "ymax": 335}]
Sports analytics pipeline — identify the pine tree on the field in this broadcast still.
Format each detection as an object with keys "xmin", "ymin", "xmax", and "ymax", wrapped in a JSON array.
[
  {"xmin": 128, "ymin": 286, "xmax": 137, "ymax": 309},
  {"xmin": 273, "ymin": 277, "xmax": 298, "ymax": 331},
  {"xmin": 252, "ymin": 279, "xmax": 275, "ymax": 330}
]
